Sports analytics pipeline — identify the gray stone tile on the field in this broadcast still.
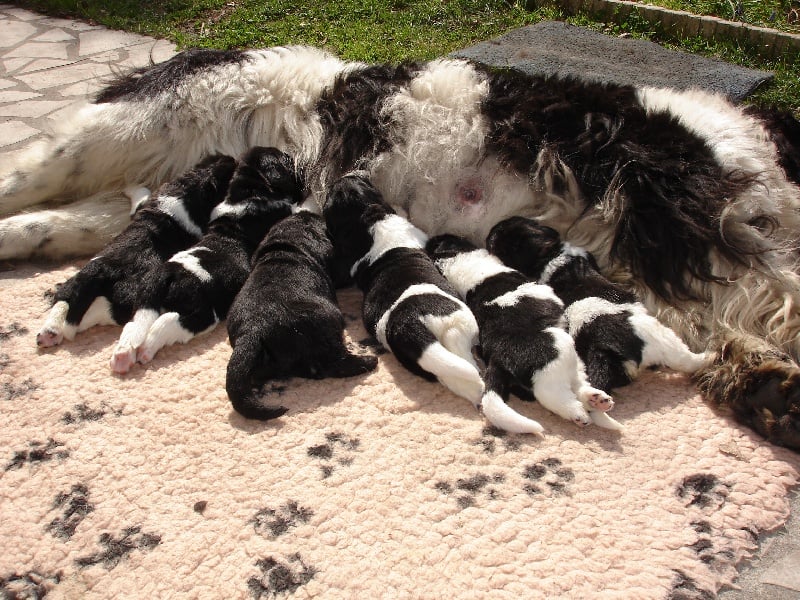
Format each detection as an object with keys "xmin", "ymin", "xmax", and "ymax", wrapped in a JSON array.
[
  {"xmin": 2, "ymin": 57, "xmax": 33, "ymax": 73},
  {"xmin": 32, "ymin": 28, "xmax": 76, "ymax": 43},
  {"xmin": 0, "ymin": 20, "xmax": 37, "ymax": 48},
  {"xmin": 78, "ymin": 29, "xmax": 154, "ymax": 56},
  {"xmin": 759, "ymin": 549, "xmax": 800, "ymax": 591},
  {"xmin": 5, "ymin": 41, "xmax": 71, "ymax": 60},
  {"xmin": 18, "ymin": 58, "xmax": 75, "ymax": 73},
  {"xmin": 0, "ymin": 120, "xmax": 40, "ymax": 146},
  {"xmin": 58, "ymin": 79, "xmax": 106, "ymax": 97},
  {"xmin": 0, "ymin": 98, "xmax": 73, "ymax": 118},
  {"xmin": 0, "ymin": 78, "xmax": 16, "ymax": 90},
  {"xmin": 0, "ymin": 90, "xmax": 42, "ymax": 103},
  {"xmin": 37, "ymin": 17, "xmax": 101, "ymax": 31},
  {"xmin": 15, "ymin": 61, "xmax": 113, "ymax": 89},
  {"xmin": 2, "ymin": 7, "xmax": 45, "ymax": 21}
]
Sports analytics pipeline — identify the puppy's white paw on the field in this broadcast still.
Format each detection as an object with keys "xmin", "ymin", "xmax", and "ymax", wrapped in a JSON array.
[
  {"xmin": 136, "ymin": 345, "xmax": 155, "ymax": 364},
  {"xmin": 109, "ymin": 347, "xmax": 137, "ymax": 374},
  {"xmin": 580, "ymin": 387, "xmax": 614, "ymax": 412},
  {"xmin": 36, "ymin": 328, "xmax": 63, "ymax": 348},
  {"xmin": 590, "ymin": 411, "xmax": 624, "ymax": 431}
]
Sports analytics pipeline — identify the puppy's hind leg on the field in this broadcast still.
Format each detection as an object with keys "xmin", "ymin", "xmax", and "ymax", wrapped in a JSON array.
[
  {"xmin": 111, "ymin": 308, "xmax": 160, "ymax": 373},
  {"xmin": 630, "ymin": 311, "xmax": 711, "ymax": 374},
  {"xmin": 481, "ymin": 362, "xmax": 544, "ymax": 435},
  {"xmin": 137, "ymin": 309, "xmax": 217, "ymax": 364}
]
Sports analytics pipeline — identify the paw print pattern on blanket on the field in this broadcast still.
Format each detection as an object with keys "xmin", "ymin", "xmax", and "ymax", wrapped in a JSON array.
[
  {"xmin": 0, "ymin": 353, "xmax": 10, "ymax": 372},
  {"xmin": 435, "ymin": 473, "xmax": 507, "ymax": 509},
  {"xmin": 522, "ymin": 457, "xmax": 575, "ymax": 497},
  {"xmin": 0, "ymin": 570, "xmax": 62, "ymax": 599},
  {"xmin": 474, "ymin": 425, "xmax": 522, "ymax": 454},
  {"xmin": 75, "ymin": 526, "xmax": 162, "ymax": 570},
  {"xmin": 0, "ymin": 322, "xmax": 28, "ymax": 341},
  {"xmin": 61, "ymin": 402, "xmax": 122, "ymax": 425},
  {"xmin": 5, "ymin": 438, "xmax": 68, "ymax": 471},
  {"xmin": 676, "ymin": 473, "xmax": 730, "ymax": 509},
  {"xmin": 251, "ymin": 501, "xmax": 314, "ymax": 538},
  {"xmin": 247, "ymin": 553, "xmax": 316, "ymax": 598},
  {"xmin": 46, "ymin": 484, "xmax": 94, "ymax": 540},
  {"xmin": 668, "ymin": 569, "xmax": 715, "ymax": 600},
  {"xmin": 686, "ymin": 520, "xmax": 735, "ymax": 568},
  {"xmin": 307, "ymin": 432, "xmax": 361, "ymax": 479},
  {"xmin": 1, "ymin": 378, "xmax": 38, "ymax": 401}
]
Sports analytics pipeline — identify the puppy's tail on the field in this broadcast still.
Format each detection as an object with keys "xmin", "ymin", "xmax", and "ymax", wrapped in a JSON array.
[
  {"xmin": 481, "ymin": 390, "xmax": 545, "ymax": 435},
  {"xmin": 226, "ymin": 337, "xmax": 288, "ymax": 420}
]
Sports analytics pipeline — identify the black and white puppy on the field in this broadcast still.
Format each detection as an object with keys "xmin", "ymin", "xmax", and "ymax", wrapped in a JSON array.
[
  {"xmin": 110, "ymin": 147, "xmax": 303, "ymax": 373},
  {"xmin": 427, "ymin": 234, "xmax": 622, "ymax": 432},
  {"xmin": 36, "ymin": 155, "xmax": 236, "ymax": 348},
  {"xmin": 323, "ymin": 173, "xmax": 543, "ymax": 433},
  {"xmin": 487, "ymin": 216, "xmax": 709, "ymax": 392},
  {"xmin": 225, "ymin": 209, "xmax": 378, "ymax": 420}
]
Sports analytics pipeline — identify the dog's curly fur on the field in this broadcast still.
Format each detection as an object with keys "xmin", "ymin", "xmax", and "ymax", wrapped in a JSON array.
[{"xmin": 3, "ymin": 46, "xmax": 800, "ymax": 447}]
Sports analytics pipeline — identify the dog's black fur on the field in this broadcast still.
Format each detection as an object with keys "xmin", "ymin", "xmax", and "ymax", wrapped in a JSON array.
[
  {"xmin": 36, "ymin": 155, "xmax": 236, "ymax": 347},
  {"xmin": 226, "ymin": 210, "xmax": 377, "ymax": 420},
  {"xmin": 487, "ymin": 216, "xmax": 707, "ymax": 391},
  {"xmin": 110, "ymin": 147, "xmax": 304, "ymax": 371}
]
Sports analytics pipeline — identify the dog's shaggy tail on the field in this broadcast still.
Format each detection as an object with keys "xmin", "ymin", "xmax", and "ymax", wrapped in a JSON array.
[{"xmin": 226, "ymin": 336, "xmax": 289, "ymax": 421}]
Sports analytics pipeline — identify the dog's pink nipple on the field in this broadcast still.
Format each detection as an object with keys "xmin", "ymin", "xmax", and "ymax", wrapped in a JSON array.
[{"xmin": 456, "ymin": 179, "xmax": 483, "ymax": 206}]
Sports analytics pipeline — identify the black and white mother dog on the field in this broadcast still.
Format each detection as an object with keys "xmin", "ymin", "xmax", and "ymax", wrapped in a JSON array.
[
  {"xmin": 324, "ymin": 173, "xmax": 543, "ymax": 433},
  {"xmin": 110, "ymin": 147, "xmax": 302, "ymax": 373},
  {"xmin": 428, "ymin": 234, "xmax": 622, "ymax": 432},
  {"xmin": 3, "ymin": 46, "xmax": 800, "ymax": 446},
  {"xmin": 36, "ymin": 155, "xmax": 236, "ymax": 348},
  {"xmin": 486, "ymin": 217, "xmax": 709, "ymax": 392}
]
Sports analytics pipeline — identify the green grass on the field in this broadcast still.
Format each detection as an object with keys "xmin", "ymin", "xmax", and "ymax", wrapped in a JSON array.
[
  {"xmin": 639, "ymin": 0, "xmax": 799, "ymax": 33},
  {"xmin": 13, "ymin": 0, "xmax": 800, "ymax": 112}
]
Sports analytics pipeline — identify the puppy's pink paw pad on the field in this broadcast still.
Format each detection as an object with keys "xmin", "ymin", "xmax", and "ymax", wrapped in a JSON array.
[
  {"xmin": 587, "ymin": 392, "xmax": 614, "ymax": 411},
  {"xmin": 36, "ymin": 329, "xmax": 63, "ymax": 348}
]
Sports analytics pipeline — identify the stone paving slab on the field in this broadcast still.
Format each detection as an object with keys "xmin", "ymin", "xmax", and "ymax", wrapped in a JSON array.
[
  {"xmin": 0, "ymin": 4, "xmax": 798, "ymax": 597},
  {"xmin": 452, "ymin": 21, "xmax": 773, "ymax": 102},
  {"xmin": 0, "ymin": 3, "xmax": 176, "ymax": 158}
]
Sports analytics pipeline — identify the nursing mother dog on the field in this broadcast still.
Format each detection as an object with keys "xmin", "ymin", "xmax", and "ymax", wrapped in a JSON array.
[{"xmin": 2, "ymin": 46, "xmax": 800, "ymax": 448}]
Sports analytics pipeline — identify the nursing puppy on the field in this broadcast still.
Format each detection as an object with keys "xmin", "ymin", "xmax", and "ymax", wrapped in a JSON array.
[
  {"xmin": 225, "ymin": 210, "xmax": 377, "ymax": 420},
  {"xmin": 487, "ymin": 216, "xmax": 709, "ymax": 392},
  {"xmin": 324, "ymin": 173, "xmax": 543, "ymax": 433},
  {"xmin": 36, "ymin": 155, "xmax": 236, "ymax": 348},
  {"xmin": 110, "ymin": 147, "xmax": 303, "ymax": 373},
  {"xmin": 427, "ymin": 234, "xmax": 621, "ymax": 431}
]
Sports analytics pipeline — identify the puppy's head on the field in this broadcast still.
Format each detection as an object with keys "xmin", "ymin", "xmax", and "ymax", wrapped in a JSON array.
[
  {"xmin": 323, "ymin": 173, "xmax": 394, "ymax": 285},
  {"xmin": 426, "ymin": 234, "xmax": 478, "ymax": 262},
  {"xmin": 486, "ymin": 216, "xmax": 563, "ymax": 279},
  {"xmin": 227, "ymin": 146, "xmax": 304, "ymax": 206},
  {"xmin": 252, "ymin": 210, "xmax": 332, "ymax": 266}
]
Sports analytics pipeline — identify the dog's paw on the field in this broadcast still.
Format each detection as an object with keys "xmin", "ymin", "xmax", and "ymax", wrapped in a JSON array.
[
  {"xmin": 581, "ymin": 388, "xmax": 614, "ymax": 412},
  {"xmin": 570, "ymin": 407, "xmax": 592, "ymax": 428},
  {"xmin": 136, "ymin": 346, "xmax": 154, "ymax": 364},
  {"xmin": 109, "ymin": 348, "xmax": 137, "ymax": 374},
  {"xmin": 695, "ymin": 343, "xmax": 800, "ymax": 449},
  {"xmin": 36, "ymin": 328, "xmax": 63, "ymax": 348}
]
